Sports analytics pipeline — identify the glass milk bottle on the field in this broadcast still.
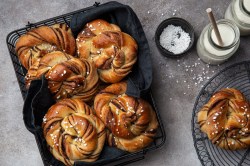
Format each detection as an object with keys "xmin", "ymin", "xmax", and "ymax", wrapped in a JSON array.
[
  {"xmin": 225, "ymin": 0, "xmax": 250, "ymax": 36},
  {"xmin": 197, "ymin": 19, "xmax": 240, "ymax": 65}
]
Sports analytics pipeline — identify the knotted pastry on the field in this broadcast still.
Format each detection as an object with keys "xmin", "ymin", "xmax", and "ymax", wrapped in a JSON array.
[
  {"xmin": 25, "ymin": 51, "xmax": 73, "ymax": 88},
  {"xmin": 42, "ymin": 99, "xmax": 106, "ymax": 166},
  {"xmin": 25, "ymin": 51, "xmax": 99, "ymax": 102},
  {"xmin": 76, "ymin": 19, "xmax": 138, "ymax": 83},
  {"xmin": 46, "ymin": 55, "xmax": 99, "ymax": 102},
  {"xmin": 16, "ymin": 24, "xmax": 76, "ymax": 69},
  {"xmin": 94, "ymin": 82, "xmax": 158, "ymax": 152},
  {"xmin": 198, "ymin": 88, "xmax": 250, "ymax": 150}
]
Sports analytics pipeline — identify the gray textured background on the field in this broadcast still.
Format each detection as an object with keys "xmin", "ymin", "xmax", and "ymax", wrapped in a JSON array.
[{"xmin": 1, "ymin": 0, "xmax": 250, "ymax": 165}]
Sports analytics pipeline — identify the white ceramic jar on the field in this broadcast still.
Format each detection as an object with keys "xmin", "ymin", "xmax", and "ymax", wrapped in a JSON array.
[
  {"xmin": 225, "ymin": 0, "xmax": 250, "ymax": 36},
  {"xmin": 197, "ymin": 19, "xmax": 240, "ymax": 65}
]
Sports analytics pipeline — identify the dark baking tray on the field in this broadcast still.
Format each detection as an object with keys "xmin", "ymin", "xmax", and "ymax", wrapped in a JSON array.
[
  {"xmin": 192, "ymin": 61, "xmax": 250, "ymax": 166},
  {"xmin": 6, "ymin": 2, "xmax": 166, "ymax": 166}
]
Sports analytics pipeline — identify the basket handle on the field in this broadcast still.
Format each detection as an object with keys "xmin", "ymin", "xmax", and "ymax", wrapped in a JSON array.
[
  {"xmin": 26, "ymin": 21, "xmax": 36, "ymax": 29},
  {"xmin": 93, "ymin": 2, "xmax": 100, "ymax": 7}
]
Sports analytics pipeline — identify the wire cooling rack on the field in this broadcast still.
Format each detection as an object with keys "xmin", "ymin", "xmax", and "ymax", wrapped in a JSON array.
[
  {"xmin": 192, "ymin": 61, "xmax": 250, "ymax": 166},
  {"xmin": 6, "ymin": 2, "xmax": 166, "ymax": 166}
]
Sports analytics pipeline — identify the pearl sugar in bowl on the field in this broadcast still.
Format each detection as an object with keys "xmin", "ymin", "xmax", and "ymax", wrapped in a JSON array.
[{"xmin": 155, "ymin": 17, "xmax": 195, "ymax": 58}]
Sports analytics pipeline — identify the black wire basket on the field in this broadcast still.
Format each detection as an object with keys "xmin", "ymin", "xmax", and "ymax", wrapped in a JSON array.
[
  {"xmin": 6, "ymin": 2, "xmax": 166, "ymax": 166},
  {"xmin": 192, "ymin": 61, "xmax": 250, "ymax": 166}
]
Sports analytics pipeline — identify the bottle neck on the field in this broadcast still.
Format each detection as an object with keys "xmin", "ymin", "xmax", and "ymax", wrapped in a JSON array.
[
  {"xmin": 231, "ymin": 0, "xmax": 250, "ymax": 26},
  {"xmin": 207, "ymin": 19, "xmax": 239, "ymax": 50},
  {"xmin": 240, "ymin": 0, "xmax": 250, "ymax": 16}
]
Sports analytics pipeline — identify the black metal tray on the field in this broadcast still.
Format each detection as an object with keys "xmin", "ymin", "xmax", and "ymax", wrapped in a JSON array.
[
  {"xmin": 192, "ymin": 61, "xmax": 250, "ymax": 166},
  {"xmin": 6, "ymin": 2, "xmax": 166, "ymax": 166}
]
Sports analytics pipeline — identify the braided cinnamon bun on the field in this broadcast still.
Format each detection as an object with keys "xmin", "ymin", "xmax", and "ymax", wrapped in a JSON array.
[
  {"xmin": 16, "ymin": 24, "xmax": 76, "ymax": 69},
  {"xmin": 25, "ymin": 51, "xmax": 99, "ymax": 102},
  {"xmin": 198, "ymin": 88, "xmax": 250, "ymax": 150},
  {"xmin": 94, "ymin": 82, "xmax": 158, "ymax": 152},
  {"xmin": 45, "ymin": 55, "xmax": 99, "ymax": 102},
  {"xmin": 42, "ymin": 99, "xmax": 106, "ymax": 166},
  {"xmin": 76, "ymin": 19, "xmax": 138, "ymax": 83},
  {"xmin": 25, "ymin": 51, "xmax": 73, "ymax": 88}
]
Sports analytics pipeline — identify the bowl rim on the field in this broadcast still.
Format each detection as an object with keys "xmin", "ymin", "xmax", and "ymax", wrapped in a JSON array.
[{"xmin": 155, "ymin": 17, "xmax": 195, "ymax": 58}]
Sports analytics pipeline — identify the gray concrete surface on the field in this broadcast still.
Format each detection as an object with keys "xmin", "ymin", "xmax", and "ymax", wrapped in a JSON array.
[{"xmin": 1, "ymin": 0, "xmax": 250, "ymax": 165}]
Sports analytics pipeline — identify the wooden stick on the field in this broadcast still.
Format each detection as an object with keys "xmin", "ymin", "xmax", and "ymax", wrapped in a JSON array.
[{"xmin": 206, "ymin": 8, "xmax": 223, "ymax": 47}]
